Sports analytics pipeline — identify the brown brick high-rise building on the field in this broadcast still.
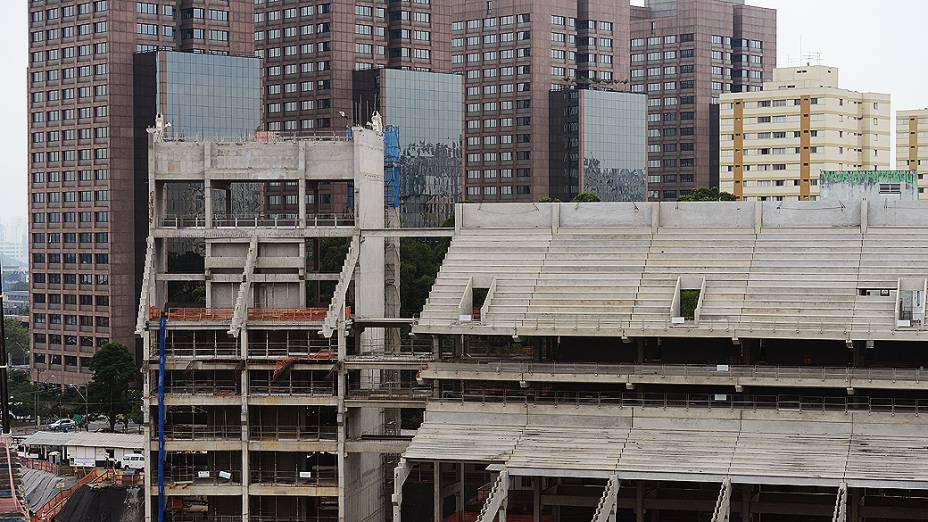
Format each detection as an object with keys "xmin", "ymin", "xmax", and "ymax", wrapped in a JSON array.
[
  {"xmin": 27, "ymin": 0, "xmax": 253, "ymax": 385},
  {"xmin": 630, "ymin": 0, "xmax": 776, "ymax": 200},
  {"xmin": 255, "ymin": 0, "xmax": 451, "ymax": 133},
  {"xmin": 452, "ymin": 0, "xmax": 631, "ymax": 202}
]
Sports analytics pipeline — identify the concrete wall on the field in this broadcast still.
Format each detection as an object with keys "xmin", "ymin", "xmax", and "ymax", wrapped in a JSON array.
[
  {"xmin": 153, "ymin": 139, "xmax": 355, "ymax": 181},
  {"xmin": 456, "ymin": 200, "xmax": 928, "ymax": 231}
]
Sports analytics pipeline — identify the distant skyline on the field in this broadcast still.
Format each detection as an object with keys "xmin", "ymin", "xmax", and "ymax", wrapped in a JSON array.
[{"xmin": 3, "ymin": 0, "xmax": 926, "ymax": 223}]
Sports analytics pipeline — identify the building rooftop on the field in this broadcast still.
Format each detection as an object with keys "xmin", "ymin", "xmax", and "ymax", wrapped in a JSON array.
[{"xmin": 21, "ymin": 431, "xmax": 143, "ymax": 450}]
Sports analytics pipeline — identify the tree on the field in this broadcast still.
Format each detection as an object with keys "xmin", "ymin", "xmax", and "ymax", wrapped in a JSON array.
[
  {"xmin": 4, "ymin": 319, "xmax": 28, "ymax": 366},
  {"xmin": 87, "ymin": 343, "xmax": 139, "ymax": 432},
  {"xmin": 537, "ymin": 196, "xmax": 560, "ymax": 203},
  {"xmin": 571, "ymin": 192, "xmax": 601, "ymax": 203},
  {"xmin": 677, "ymin": 187, "xmax": 736, "ymax": 202}
]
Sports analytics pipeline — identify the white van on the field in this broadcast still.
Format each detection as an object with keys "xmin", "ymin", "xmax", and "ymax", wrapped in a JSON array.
[{"xmin": 122, "ymin": 453, "xmax": 145, "ymax": 471}]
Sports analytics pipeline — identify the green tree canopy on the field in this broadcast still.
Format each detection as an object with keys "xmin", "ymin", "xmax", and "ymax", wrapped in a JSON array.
[
  {"xmin": 87, "ymin": 342, "xmax": 139, "ymax": 432},
  {"xmin": 537, "ymin": 196, "xmax": 561, "ymax": 203},
  {"xmin": 4, "ymin": 319, "xmax": 28, "ymax": 366},
  {"xmin": 677, "ymin": 188, "xmax": 736, "ymax": 202},
  {"xmin": 570, "ymin": 192, "xmax": 601, "ymax": 203}
]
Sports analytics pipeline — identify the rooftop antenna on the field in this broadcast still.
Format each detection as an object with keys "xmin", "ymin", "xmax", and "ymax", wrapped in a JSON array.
[{"xmin": 802, "ymin": 51, "xmax": 823, "ymax": 66}]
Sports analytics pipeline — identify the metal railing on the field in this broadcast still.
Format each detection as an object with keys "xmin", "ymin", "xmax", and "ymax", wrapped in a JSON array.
[
  {"xmin": 248, "ymin": 340, "xmax": 337, "ymax": 358},
  {"xmin": 212, "ymin": 214, "xmax": 300, "ymax": 228},
  {"xmin": 347, "ymin": 382, "xmax": 432, "ymax": 401},
  {"xmin": 203, "ymin": 213, "xmax": 355, "ymax": 228},
  {"xmin": 421, "ymin": 313, "xmax": 920, "ymax": 338},
  {"xmin": 249, "ymin": 468, "xmax": 337, "ymax": 486},
  {"xmin": 160, "ymin": 215, "xmax": 207, "ymax": 228},
  {"xmin": 249, "ymin": 381, "xmax": 335, "ymax": 396},
  {"xmin": 159, "ymin": 129, "xmax": 350, "ymax": 143},
  {"xmin": 248, "ymin": 515, "xmax": 338, "ymax": 522},
  {"xmin": 250, "ymin": 425, "xmax": 337, "ymax": 441},
  {"xmin": 427, "ymin": 361, "xmax": 926, "ymax": 385},
  {"xmin": 169, "ymin": 515, "xmax": 243, "ymax": 522},
  {"xmin": 153, "ymin": 343, "xmax": 239, "ymax": 359},
  {"xmin": 157, "ymin": 467, "xmax": 242, "ymax": 484},
  {"xmin": 438, "ymin": 390, "xmax": 928, "ymax": 415},
  {"xmin": 157, "ymin": 424, "xmax": 240, "ymax": 441},
  {"xmin": 248, "ymin": 308, "xmax": 328, "ymax": 321},
  {"xmin": 150, "ymin": 307, "xmax": 234, "ymax": 321},
  {"xmin": 164, "ymin": 380, "xmax": 240, "ymax": 395}
]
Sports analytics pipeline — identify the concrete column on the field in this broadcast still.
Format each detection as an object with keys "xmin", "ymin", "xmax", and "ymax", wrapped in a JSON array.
[
  {"xmin": 240, "ymin": 328, "xmax": 249, "ymax": 522},
  {"xmin": 533, "ymin": 477, "xmax": 541, "ymax": 522},
  {"xmin": 433, "ymin": 461, "xmax": 441, "ymax": 522},
  {"xmin": 298, "ymin": 178, "xmax": 307, "ymax": 227},
  {"xmin": 636, "ymin": 339, "xmax": 645, "ymax": 364},
  {"xmin": 204, "ymin": 243, "xmax": 212, "ymax": 308},
  {"xmin": 754, "ymin": 200, "xmax": 763, "ymax": 234},
  {"xmin": 650, "ymin": 203, "xmax": 660, "ymax": 234},
  {"xmin": 458, "ymin": 462, "xmax": 465, "ymax": 514},
  {"xmin": 225, "ymin": 187, "xmax": 233, "ymax": 215},
  {"xmin": 851, "ymin": 340, "xmax": 864, "ymax": 367},
  {"xmin": 143, "ymin": 333, "xmax": 153, "ymax": 522},
  {"xmin": 204, "ymin": 178, "xmax": 213, "ymax": 228},
  {"xmin": 741, "ymin": 486, "xmax": 751, "ymax": 521},
  {"xmin": 741, "ymin": 339, "xmax": 754, "ymax": 366},
  {"xmin": 860, "ymin": 199, "xmax": 868, "ymax": 235},
  {"xmin": 636, "ymin": 482, "xmax": 645, "ymax": 522},
  {"xmin": 337, "ymin": 318, "xmax": 347, "ymax": 522},
  {"xmin": 849, "ymin": 489, "xmax": 861, "ymax": 522}
]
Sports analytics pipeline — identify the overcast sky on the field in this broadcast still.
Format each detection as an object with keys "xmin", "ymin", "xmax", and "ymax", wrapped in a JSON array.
[{"xmin": 0, "ymin": 1, "xmax": 925, "ymax": 224}]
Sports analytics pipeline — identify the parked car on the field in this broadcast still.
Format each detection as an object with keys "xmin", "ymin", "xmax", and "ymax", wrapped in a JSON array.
[
  {"xmin": 122, "ymin": 453, "xmax": 145, "ymax": 471},
  {"xmin": 48, "ymin": 419, "xmax": 76, "ymax": 432}
]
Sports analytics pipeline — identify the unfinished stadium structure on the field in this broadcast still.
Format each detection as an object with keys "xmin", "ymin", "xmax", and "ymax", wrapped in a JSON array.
[{"xmin": 397, "ymin": 200, "xmax": 928, "ymax": 522}]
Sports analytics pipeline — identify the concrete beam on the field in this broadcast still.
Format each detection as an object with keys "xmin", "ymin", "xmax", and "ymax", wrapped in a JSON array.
[
  {"xmin": 361, "ymin": 228, "xmax": 454, "ymax": 238},
  {"xmin": 228, "ymin": 235, "xmax": 258, "ymax": 338},
  {"xmin": 477, "ymin": 469, "xmax": 509, "ymax": 522},
  {"xmin": 712, "ymin": 478, "xmax": 732, "ymax": 522},
  {"xmin": 323, "ymin": 236, "xmax": 360, "ymax": 338},
  {"xmin": 591, "ymin": 474, "xmax": 620, "ymax": 522},
  {"xmin": 392, "ymin": 459, "xmax": 410, "ymax": 522},
  {"xmin": 832, "ymin": 482, "xmax": 847, "ymax": 522},
  {"xmin": 135, "ymin": 236, "xmax": 155, "ymax": 334},
  {"xmin": 153, "ymin": 227, "xmax": 356, "ymax": 240}
]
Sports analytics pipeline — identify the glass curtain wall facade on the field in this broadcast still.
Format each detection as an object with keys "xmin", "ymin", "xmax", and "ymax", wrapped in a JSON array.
[
  {"xmin": 550, "ymin": 88, "xmax": 647, "ymax": 201},
  {"xmin": 355, "ymin": 68, "xmax": 463, "ymax": 227}
]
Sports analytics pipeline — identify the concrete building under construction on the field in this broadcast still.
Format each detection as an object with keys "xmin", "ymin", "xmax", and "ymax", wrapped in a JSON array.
[
  {"xmin": 138, "ymin": 123, "xmax": 432, "ymax": 522},
  {"xmin": 139, "ymin": 122, "xmax": 928, "ymax": 522}
]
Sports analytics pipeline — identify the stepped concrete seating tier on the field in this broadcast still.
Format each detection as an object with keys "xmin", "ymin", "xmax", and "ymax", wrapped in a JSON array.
[
  {"xmin": 487, "ymin": 229, "xmax": 652, "ymax": 328},
  {"xmin": 853, "ymin": 228, "xmax": 928, "ymax": 331},
  {"xmin": 417, "ymin": 230, "xmax": 551, "ymax": 326},
  {"xmin": 740, "ymin": 229, "xmax": 862, "ymax": 335},
  {"xmin": 632, "ymin": 229, "xmax": 756, "ymax": 328},
  {"xmin": 401, "ymin": 403, "xmax": 928, "ymax": 489},
  {"xmin": 415, "ymin": 202, "xmax": 928, "ymax": 340}
]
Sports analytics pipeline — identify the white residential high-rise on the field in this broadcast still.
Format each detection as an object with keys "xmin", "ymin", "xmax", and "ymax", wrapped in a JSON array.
[{"xmin": 719, "ymin": 65, "xmax": 890, "ymax": 201}]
